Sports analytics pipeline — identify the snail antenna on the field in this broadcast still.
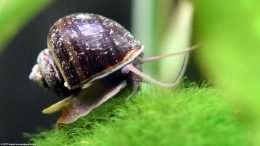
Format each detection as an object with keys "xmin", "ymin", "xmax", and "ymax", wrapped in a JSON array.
[
  {"xmin": 140, "ymin": 44, "xmax": 198, "ymax": 63},
  {"xmin": 125, "ymin": 52, "xmax": 189, "ymax": 87},
  {"xmin": 125, "ymin": 80, "xmax": 140, "ymax": 101}
]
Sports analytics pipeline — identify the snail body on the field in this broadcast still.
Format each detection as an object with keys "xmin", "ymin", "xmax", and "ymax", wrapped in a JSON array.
[{"xmin": 29, "ymin": 13, "xmax": 191, "ymax": 124}]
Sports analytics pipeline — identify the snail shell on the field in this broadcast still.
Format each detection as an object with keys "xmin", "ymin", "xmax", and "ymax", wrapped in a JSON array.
[
  {"xmin": 48, "ymin": 13, "xmax": 143, "ymax": 89},
  {"xmin": 30, "ymin": 13, "xmax": 143, "ymax": 96}
]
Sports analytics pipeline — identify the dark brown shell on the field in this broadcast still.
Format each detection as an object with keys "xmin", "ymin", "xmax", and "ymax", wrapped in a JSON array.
[{"xmin": 47, "ymin": 13, "xmax": 143, "ymax": 89}]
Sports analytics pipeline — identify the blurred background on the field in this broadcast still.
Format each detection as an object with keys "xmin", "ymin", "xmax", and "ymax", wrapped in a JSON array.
[{"xmin": 0, "ymin": 0, "xmax": 260, "ymax": 145}]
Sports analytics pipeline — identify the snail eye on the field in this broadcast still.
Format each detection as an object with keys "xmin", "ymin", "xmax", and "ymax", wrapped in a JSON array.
[{"xmin": 121, "ymin": 65, "xmax": 130, "ymax": 74}]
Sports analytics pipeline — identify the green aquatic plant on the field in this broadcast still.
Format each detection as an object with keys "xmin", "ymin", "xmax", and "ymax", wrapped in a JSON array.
[
  {"xmin": 0, "ymin": 0, "xmax": 51, "ymax": 52},
  {"xmin": 27, "ymin": 84, "xmax": 250, "ymax": 146}
]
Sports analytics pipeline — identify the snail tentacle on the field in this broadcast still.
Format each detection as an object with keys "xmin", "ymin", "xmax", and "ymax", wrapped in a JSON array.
[
  {"xmin": 125, "ymin": 52, "xmax": 189, "ymax": 87},
  {"xmin": 140, "ymin": 44, "xmax": 198, "ymax": 63}
]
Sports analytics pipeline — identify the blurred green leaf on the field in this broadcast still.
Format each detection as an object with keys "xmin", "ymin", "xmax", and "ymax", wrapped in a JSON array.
[
  {"xmin": 0, "ymin": 0, "xmax": 52, "ymax": 52},
  {"xmin": 159, "ymin": 0, "xmax": 193, "ymax": 81},
  {"xmin": 193, "ymin": 0, "xmax": 260, "ymax": 145},
  {"xmin": 132, "ymin": 0, "xmax": 193, "ymax": 81},
  {"xmin": 132, "ymin": 0, "xmax": 174, "ymax": 76}
]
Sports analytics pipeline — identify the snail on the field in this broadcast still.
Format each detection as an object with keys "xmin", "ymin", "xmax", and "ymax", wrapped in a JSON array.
[{"xmin": 29, "ymin": 13, "xmax": 195, "ymax": 124}]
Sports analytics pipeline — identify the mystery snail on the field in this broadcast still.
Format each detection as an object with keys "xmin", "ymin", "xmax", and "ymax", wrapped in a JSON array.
[{"xmin": 29, "ymin": 13, "xmax": 194, "ymax": 124}]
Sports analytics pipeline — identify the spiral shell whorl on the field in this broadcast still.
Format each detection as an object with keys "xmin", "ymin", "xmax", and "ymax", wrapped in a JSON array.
[{"xmin": 30, "ymin": 49, "xmax": 72, "ymax": 97}]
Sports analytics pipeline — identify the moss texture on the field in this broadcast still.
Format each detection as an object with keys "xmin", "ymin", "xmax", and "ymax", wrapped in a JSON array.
[{"xmin": 27, "ymin": 84, "xmax": 250, "ymax": 146}]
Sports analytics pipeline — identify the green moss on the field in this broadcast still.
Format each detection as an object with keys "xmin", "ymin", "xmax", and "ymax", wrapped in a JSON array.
[{"xmin": 27, "ymin": 84, "xmax": 250, "ymax": 146}]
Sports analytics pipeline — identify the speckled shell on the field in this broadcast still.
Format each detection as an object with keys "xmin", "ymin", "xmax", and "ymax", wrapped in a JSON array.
[{"xmin": 47, "ymin": 13, "xmax": 143, "ymax": 89}]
